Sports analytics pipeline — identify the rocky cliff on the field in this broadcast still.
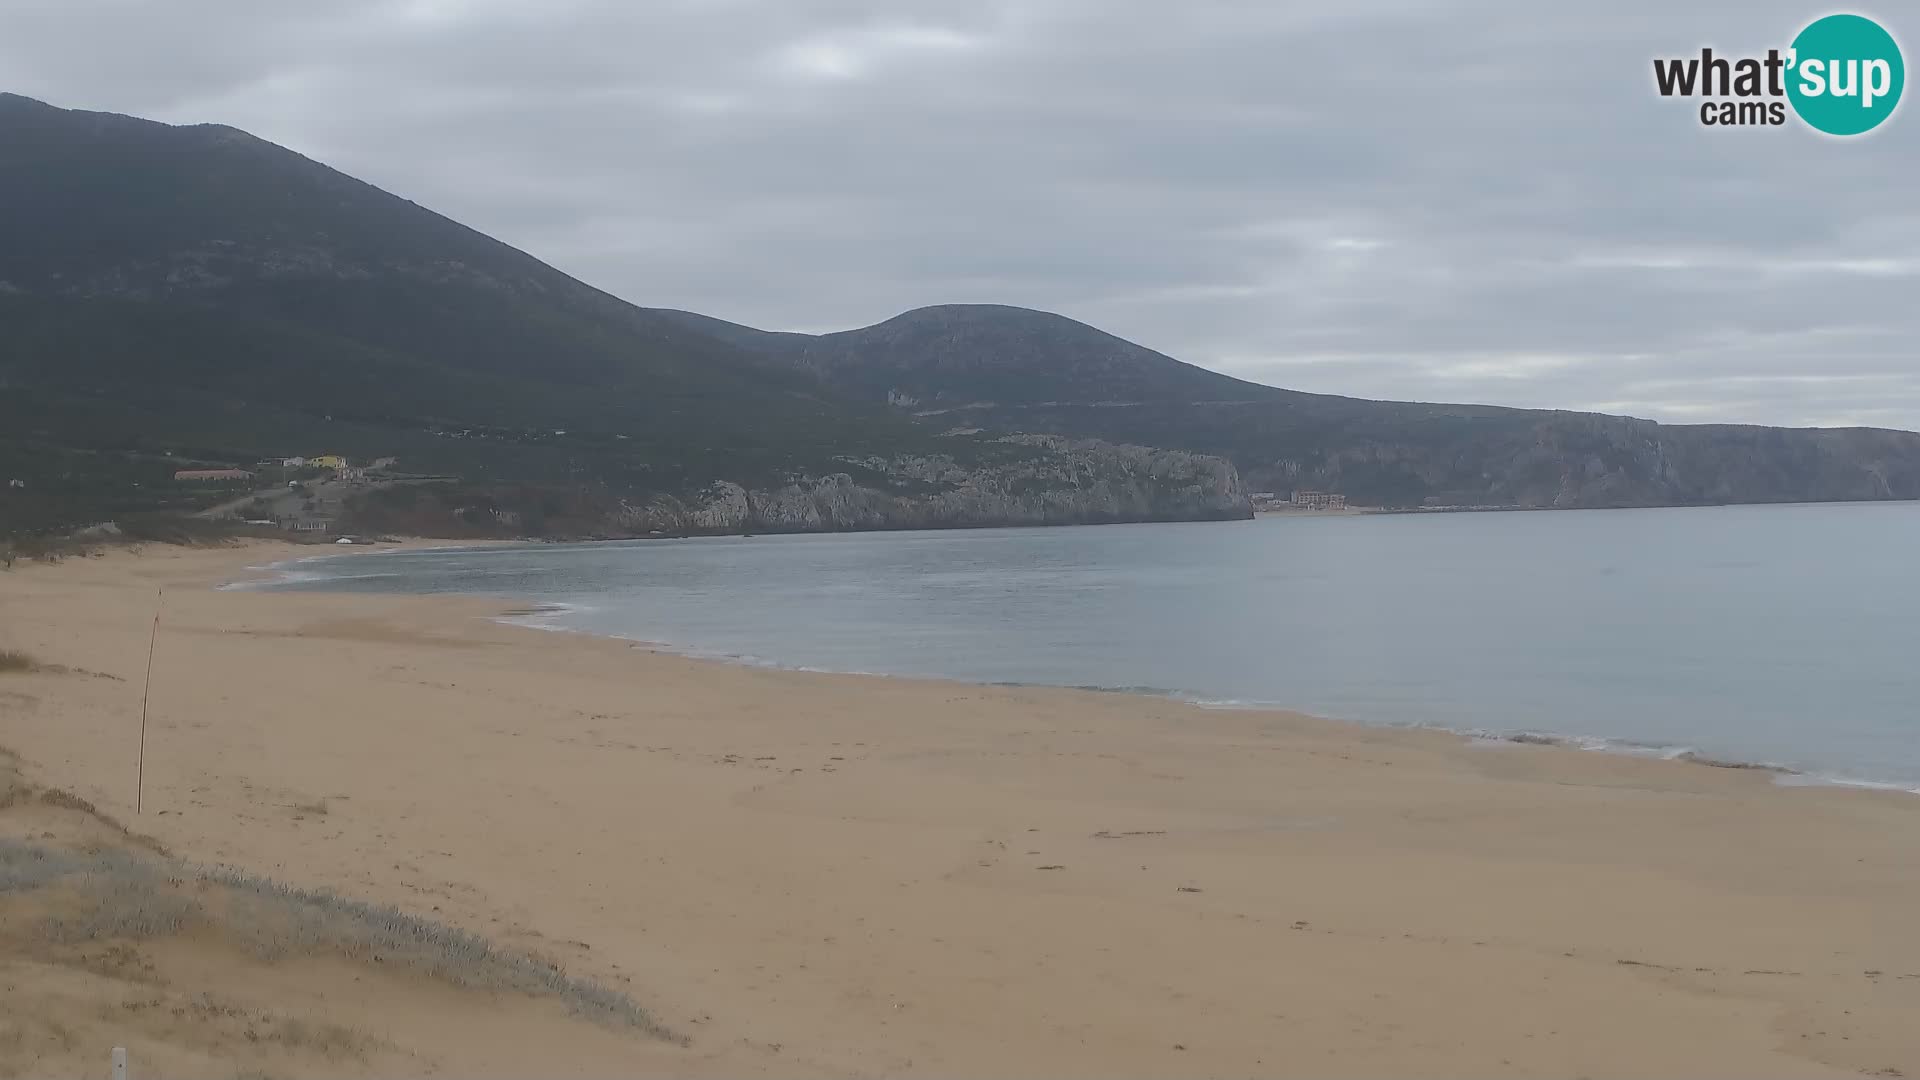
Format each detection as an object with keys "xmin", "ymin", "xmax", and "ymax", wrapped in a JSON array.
[
  {"xmin": 605, "ymin": 436, "xmax": 1249, "ymax": 533},
  {"xmin": 1242, "ymin": 412, "xmax": 1920, "ymax": 508}
]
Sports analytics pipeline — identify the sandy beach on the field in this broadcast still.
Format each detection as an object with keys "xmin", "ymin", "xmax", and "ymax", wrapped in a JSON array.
[{"xmin": 2, "ymin": 540, "xmax": 1918, "ymax": 1078}]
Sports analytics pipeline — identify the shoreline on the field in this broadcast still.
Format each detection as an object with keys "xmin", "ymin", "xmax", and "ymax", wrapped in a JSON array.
[
  {"xmin": 5, "ymin": 540, "xmax": 1919, "ymax": 1077},
  {"xmin": 244, "ymin": 541, "xmax": 1920, "ymax": 798}
]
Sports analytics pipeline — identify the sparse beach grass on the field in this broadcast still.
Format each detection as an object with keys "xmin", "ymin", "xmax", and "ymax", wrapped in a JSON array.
[
  {"xmin": 0, "ymin": 752, "xmax": 679, "ymax": 1059},
  {"xmin": 0, "ymin": 836, "xmax": 674, "ymax": 1038},
  {"xmin": 0, "ymin": 649, "xmax": 35, "ymax": 674}
]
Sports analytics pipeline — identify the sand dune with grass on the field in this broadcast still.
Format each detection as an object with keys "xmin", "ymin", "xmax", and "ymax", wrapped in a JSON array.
[
  {"xmin": 0, "ymin": 745, "xmax": 685, "ymax": 1078},
  {"xmin": 2, "ymin": 541, "xmax": 1918, "ymax": 1078}
]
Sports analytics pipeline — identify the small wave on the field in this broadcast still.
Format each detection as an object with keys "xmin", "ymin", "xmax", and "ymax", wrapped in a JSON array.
[
  {"xmin": 982, "ymin": 681, "xmax": 1189, "ymax": 697},
  {"xmin": 220, "ymin": 549, "xmax": 364, "ymax": 590},
  {"xmin": 291, "ymin": 570, "xmax": 401, "ymax": 585},
  {"xmin": 217, "ymin": 559, "xmax": 307, "ymax": 590},
  {"xmin": 1772, "ymin": 772, "xmax": 1920, "ymax": 795},
  {"xmin": 222, "ymin": 569, "xmax": 401, "ymax": 590},
  {"xmin": 1180, "ymin": 694, "xmax": 1291, "ymax": 711},
  {"xmin": 495, "ymin": 602, "xmax": 599, "ymax": 632},
  {"xmin": 1450, "ymin": 724, "xmax": 1689, "ymax": 756},
  {"xmin": 486, "ymin": 608, "xmax": 899, "ymax": 677},
  {"xmin": 635, "ymin": 640, "xmax": 895, "ymax": 678},
  {"xmin": 1451, "ymin": 727, "xmax": 1920, "ymax": 791},
  {"xmin": 226, "ymin": 542, "xmax": 515, "ymax": 591}
]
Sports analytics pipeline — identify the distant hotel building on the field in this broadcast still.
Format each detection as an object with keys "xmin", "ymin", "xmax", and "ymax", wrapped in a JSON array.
[{"xmin": 1290, "ymin": 490, "xmax": 1346, "ymax": 510}]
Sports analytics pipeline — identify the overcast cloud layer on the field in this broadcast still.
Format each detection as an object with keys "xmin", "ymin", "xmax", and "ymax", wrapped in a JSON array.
[{"xmin": 5, "ymin": 0, "xmax": 1916, "ymax": 429}]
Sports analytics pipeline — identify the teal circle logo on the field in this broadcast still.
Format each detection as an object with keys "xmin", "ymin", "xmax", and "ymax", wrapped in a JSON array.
[{"xmin": 1787, "ymin": 14, "xmax": 1904, "ymax": 135}]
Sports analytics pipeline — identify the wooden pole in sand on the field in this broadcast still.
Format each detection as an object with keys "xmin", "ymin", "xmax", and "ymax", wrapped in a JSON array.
[{"xmin": 136, "ymin": 588, "xmax": 161, "ymax": 814}]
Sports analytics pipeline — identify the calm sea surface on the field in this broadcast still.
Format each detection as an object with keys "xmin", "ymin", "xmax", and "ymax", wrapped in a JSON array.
[{"xmin": 253, "ymin": 503, "xmax": 1920, "ymax": 790}]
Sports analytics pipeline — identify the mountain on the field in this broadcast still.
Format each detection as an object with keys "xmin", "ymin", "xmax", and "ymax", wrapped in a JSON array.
[
  {"xmin": 0, "ymin": 93, "xmax": 901, "ymax": 458},
  {"xmin": 0, "ymin": 95, "xmax": 1247, "ymax": 535},
  {"xmin": 660, "ymin": 305, "xmax": 1920, "ymax": 509},
  {"xmin": 4, "ymin": 91, "xmax": 1912, "ymax": 538},
  {"xmin": 658, "ymin": 304, "xmax": 1279, "ymax": 408}
]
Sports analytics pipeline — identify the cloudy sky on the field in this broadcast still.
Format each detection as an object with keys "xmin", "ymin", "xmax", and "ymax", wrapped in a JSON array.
[{"xmin": 6, "ymin": 0, "xmax": 1916, "ymax": 429}]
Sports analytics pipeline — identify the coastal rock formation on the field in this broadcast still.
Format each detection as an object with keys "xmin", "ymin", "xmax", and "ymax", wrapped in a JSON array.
[
  {"xmin": 1246, "ymin": 413, "xmax": 1920, "ymax": 508},
  {"xmin": 609, "ymin": 436, "xmax": 1250, "ymax": 533}
]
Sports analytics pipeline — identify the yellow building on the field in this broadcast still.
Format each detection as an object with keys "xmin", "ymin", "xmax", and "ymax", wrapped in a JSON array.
[{"xmin": 309, "ymin": 455, "xmax": 348, "ymax": 471}]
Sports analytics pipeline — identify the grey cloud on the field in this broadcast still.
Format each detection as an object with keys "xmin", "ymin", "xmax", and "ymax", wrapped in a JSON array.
[{"xmin": 2, "ymin": 0, "xmax": 1913, "ymax": 428}]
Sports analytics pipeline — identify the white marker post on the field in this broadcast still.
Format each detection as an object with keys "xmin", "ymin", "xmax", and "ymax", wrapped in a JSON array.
[{"xmin": 112, "ymin": 1046, "xmax": 128, "ymax": 1080}]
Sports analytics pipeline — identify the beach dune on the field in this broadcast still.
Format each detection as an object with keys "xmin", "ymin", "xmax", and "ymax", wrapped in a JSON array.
[{"xmin": 1, "ymin": 542, "xmax": 1917, "ymax": 1077}]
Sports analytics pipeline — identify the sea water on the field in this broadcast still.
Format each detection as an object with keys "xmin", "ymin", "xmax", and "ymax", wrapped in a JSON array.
[{"xmin": 248, "ymin": 502, "xmax": 1920, "ymax": 790}]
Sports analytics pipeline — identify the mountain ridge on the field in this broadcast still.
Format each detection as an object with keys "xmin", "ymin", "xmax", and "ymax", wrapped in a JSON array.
[
  {"xmin": 2, "ymin": 91, "xmax": 1915, "ymax": 534},
  {"xmin": 652, "ymin": 304, "xmax": 1920, "ymax": 508},
  {"xmin": 0, "ymin": 94, "xmax": 1250, "ymax": 536}
]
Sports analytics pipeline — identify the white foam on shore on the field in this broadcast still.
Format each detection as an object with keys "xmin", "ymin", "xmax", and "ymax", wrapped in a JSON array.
[
  {"xmin": 234, "ymin": 568, "xmax": 401, "ymax": 588},
  {"xmin": 487, "ymin": 608, "xmax": 899, "ymax": 678},
  {"xmin": 1179, "ymin": 694, "xmax": 1280, "ymax": 711},
  {"xmin": 221, "ymin": 543, "xmax": 523, "ymax": 591},
  {"xmin": 1459, "ymin": 729, "xmax": 1920, "ymax": 795},
  {"xmin": 631, "ymin": 637, "xmax": 892, "ymax": 678},
  {"xmin": 1182, "ymin": 705, "xmax": 1920, "ymax": 796},
  {"xmin": 495, "ymin": 601, "xmax": 601, "ymax": 631},
  {"xmin": 1772, "ymin": 772, "xmax": 1920, "ymax": 795},
  {"xmin": 218, "ymin": 551, "xmax": 360, "ymax": 590}
]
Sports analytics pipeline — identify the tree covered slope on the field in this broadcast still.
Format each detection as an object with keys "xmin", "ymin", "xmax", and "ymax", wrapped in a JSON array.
[{"xmin": 660, "ymin": 305, "xmax": 1920, "ymax": 508}]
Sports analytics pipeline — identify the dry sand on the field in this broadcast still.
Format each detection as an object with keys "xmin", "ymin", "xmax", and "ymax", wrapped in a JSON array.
[{"xmin": 1, "ymin": 540, "xmax": 1917, "ymax": 1078}]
